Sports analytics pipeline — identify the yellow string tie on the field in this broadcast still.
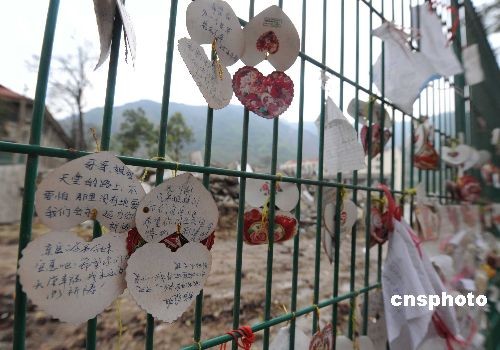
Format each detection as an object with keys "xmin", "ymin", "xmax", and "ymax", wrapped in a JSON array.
[
  {"xmin": 90, "ymin": 208, "xmax": 98, "ymax": 221},
  {"xmin": 211, "ymin": 39, "xmax": 224, "ymax": 80},
  {"xmin": 90, "ymin": 128, "xmax": 100, "ymax": 152},
  {"xmin": 260, "ymin": 196, "xmax": 271, "ymax": 229},
  {"xmin": 140, "ymin": 156, "xmax": 167, "ymax": 183},
  {"xmin": 352, "ymin": 295, "xmax": 360, "ymax": 350},
  {"xmin": 339, "ymin": 186, "xmax": 347, "ymax": 210},
  {"xmin": 312, "ymin": 304, "xmax": 321, "ymax": 332},
  {"xmin": 196, "ymin": 341, "xmax": 202, "ymax": 350},
  {"xmin": 115, "ymin": 298, "xmax": 123, "ymax": 350},
  {"xmin": 172, "ymin": 162, "xmax": 180, "ymax": 178}
]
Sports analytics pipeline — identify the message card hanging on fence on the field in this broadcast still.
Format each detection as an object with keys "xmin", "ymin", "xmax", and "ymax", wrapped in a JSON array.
[
  {"xmin": 372, "ymin": 22, "xmax": 435, "ymax": 115},
  {"xmin": 323, "ymin": 200, "xmax": 358, "ymax": 236},
  {"xmin": 93, "ymin": 0, "xmax": 136, "ymax": 69},
  {"xmin": 269, "ymin": 325, "xmax": 310, "ymax": 350},
  {"xmin": 135, "ymin": 173, "xmax": 218, "ymax": 243},
  {"xmin": 245, "ymin": 178, "xmax": 299, "ymax": 211},
  {"xmin": 35, "ymin": 152, "xmax": 145, "ymax": 233},
  {"xmin": 463, "ymin": 44, "xmax": 484, "ymax": 85},
  {"xmin": 233, "ymin": 66, "xmax": 294, "ymax": 118},
  {"xmin": 411, "ymin": 4, "xmax": 463, "ymax": 78},
  {"xmin": 243, "ymin": 208, "xmax": 298, "ymax": 244},
  {"xmin": 93, "ymin": 0, "xmax": 115, "ymax": 69},
  {"xmin": 441, "ymin": 144, "xmax": 472, "ymax": 167},
  {"xmin": 126, "ymin": 242, "xmax": 212, "ymax": 323},
  {"xmin": 178, "ymin": 37, "xmax": 233, "ymax": 109},
  {"xmin": 18, "ymin": 231, "xmax": 128, "ymax": 324},
  {"xmin": 186, "ymin": 0, "xmax": 244, "ymax": 66},
  {"xmin": 323, "ymin": 97, "xmax": 365, "ymax": 175},
  {"xmin": 309, "ymin": 323, "xmax": 334, "ymax": 350},
  {"xmin": 241, "ymin": 5, "xmax": 300, "ymax": 72},
  {"xmin": 364, "ymin": 290, "xmax": 388, "ymax": 350}
]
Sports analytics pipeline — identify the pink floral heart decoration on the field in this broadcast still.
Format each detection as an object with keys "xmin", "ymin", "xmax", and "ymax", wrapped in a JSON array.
[
  {"xmin": 232, "ymin": 66, "xmax": 294, "ymax": 119},
  {"xmin": 360, "ymin": 124, "xmax": 392, "ymax": 157}
]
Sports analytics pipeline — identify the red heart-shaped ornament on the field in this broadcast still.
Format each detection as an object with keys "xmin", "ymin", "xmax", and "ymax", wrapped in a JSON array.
[
  {"xmin": 243, "ymin": 208, "xmax": 298, "ymax": 244},
  {"xmin": 233, "ymin": 66, "xmax": 294, "ymax": 119},
  {"xmin": 309, "ymin": 323, "xmax": 334, "ymax": 350},
  {"xmin": 361, "ymin": 124, "xmax": 392, "ymax": 157},
  {"xmin": 414, "ymin": 142, "xmax": 439, "ymax": 170}
]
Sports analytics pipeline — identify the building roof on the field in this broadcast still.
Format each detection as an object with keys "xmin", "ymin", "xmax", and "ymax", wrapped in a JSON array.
[
  {"xmin": 0, "ymin": 84, "xmax": 29, "ymax": 101},
  {"xmin": 0, "ymin": 84, "xmax": 73, "ymax": 148}
]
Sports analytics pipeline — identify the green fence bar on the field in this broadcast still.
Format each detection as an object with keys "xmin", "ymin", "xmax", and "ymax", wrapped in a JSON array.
[
  {"xmin": 86, "ymin": 2, "xmax": 123, "ymax": 349},
  {"xmin": 13, "ymin": 2, "xmax": 60, "ymax": 349},
  {"xmin": 289, "ymin": 0, "xmax": 307, "ymax": 347},
  {"xmin": 6, "ymin": 0, "xmax": 496, "ymax": 349},
  {"xmin": 312, "ymin": 0, "xmax": 328, "ymax": 335}
]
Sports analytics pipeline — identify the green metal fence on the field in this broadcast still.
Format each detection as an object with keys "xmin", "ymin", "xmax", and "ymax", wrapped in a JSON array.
[{"xmin": 2, "ymin": 0, "xmax": 496, "ymax": 349}]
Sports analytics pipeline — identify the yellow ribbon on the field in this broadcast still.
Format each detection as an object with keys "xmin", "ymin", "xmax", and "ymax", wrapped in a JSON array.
[
  {"xmin": 339, "ymin": 186, "xmax": 347, "ymax": 210},
  {"xmin": 90, "ymin": 128, "xmax": 100, "ymax": 153},
  {"xmin": 140, "ymin": 156, "xmax": 168, "ymax": 182},
  {"xmin": 352, "ymin": 295, "xmax": 360, "ymax": 350},
  {"xmin": 211, "ymin": 39, "xmax": 223, "ymax": 80},
  {"xmin": 115, "ymin": 298, "xmax": 123, "ymax": 350}
]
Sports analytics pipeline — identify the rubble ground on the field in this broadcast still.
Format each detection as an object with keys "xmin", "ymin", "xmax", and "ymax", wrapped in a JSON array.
[{"xmin": 0, "ymin": 219, "xmax": 380, "ymax": 349}]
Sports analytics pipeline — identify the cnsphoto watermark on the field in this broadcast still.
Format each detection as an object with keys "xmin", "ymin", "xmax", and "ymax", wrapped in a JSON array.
[{"xmin": 390, "ymin": 292, "xmax": 487, "ymax": 311}]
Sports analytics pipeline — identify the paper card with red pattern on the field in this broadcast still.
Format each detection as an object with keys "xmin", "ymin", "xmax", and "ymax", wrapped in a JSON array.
[
  {"xmin": 415, "ymin": 204, "xmax": 439, "ymax": 241},
  {"xmin": 309, "ymin": 323, "xmax": 334, "ymax": 350},
  {"xmin": 232, "ymin": 66, "xmax": 294, "ymax": 118},
  {"xmin": 243, "ymin": 208, "xmax": 297, "ymax": 245},
  {"xmin": 186, "ymin": 0, "xmax": 244, "ymax": 66},
  {"xmin": 241, "ymin": 5, "xmax": 300, "ymax": 71},
  {"xmin": 323, "ymin": 199, "xmax": 358, "ymax": 236}
]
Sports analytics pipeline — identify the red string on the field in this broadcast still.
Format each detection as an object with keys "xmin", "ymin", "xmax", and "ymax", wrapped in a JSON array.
[
  {"xmin": 219, "ymin": 326, "xmax": 255, "ymax": 350},
  {"xmin": 378, "ymin": 184, "xmax": 423, "ymax": 257},
  {"xmin": 432, "ymin": 313, "xmax": 477, "ymax": 350}
]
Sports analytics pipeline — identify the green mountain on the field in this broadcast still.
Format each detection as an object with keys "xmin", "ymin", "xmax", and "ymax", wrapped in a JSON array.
[{"xmin": 65, "ymin": 100, "xmax": 320, "ymax": 167}]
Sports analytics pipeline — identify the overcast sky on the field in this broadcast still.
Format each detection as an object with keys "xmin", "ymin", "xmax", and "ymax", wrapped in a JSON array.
[{"xmin": 0, "ymin": 0, "xmax": 497, "ymax": 122}]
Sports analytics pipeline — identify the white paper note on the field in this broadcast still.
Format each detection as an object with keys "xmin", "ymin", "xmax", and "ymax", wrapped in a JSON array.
[
  {"xmin": 324, "ymin": 97, "xmax": 366, "ymax": 175},
  {"xmin": 126, "ymin": 242, "xmax": 212, "ymax": 323},
  {"xmin": 116, "ymin": 0, "xmax": 136, "ymax": 65},
  {"xmin": 373, "ymin": 22, "xmax": 436, "ymax": 115},
  {"xmin": 382, "ymin": 220, "xmax": 434, "ymax": 350},
  {"xmin": 135, "ymin": 173, "xmax": 219, "ymax": 243},
  {"xmin": 18, "ymin": 231, "xmax": 128, "ymax": 324},
  {"xmin": 269, "ymin": 326, "xmax": 310, "ymax": 350},
  {"xmin": 412, "ymin": 5, "xmax": 463, "ymax": 77},
  {"xmin": 463, "ymin": 44, "xmax": 484, "ymax": 85},
  {"xmin": 93, "ymin": 0, "xmax": 136, "ymax": 69},
  {"xmin": 241, "ymin": 5, "xmax": 300, "ymax": 71},
  {"xmin": 186, "ymin": 0, "xmax": 244, "ymax": 66},
  {"xmin": 441, "ymin": 145, "xmax": 472, "ymax": 166},
  {"xmin": 178, "ymin": 37, "xmax": 233, "ymax": 109},
  {"xmin": 365, "ymin": 290, "xmax": 388, "ymax": 350},
  {"xmin": 245, "ymin": 178, "xmax": 299, "ymax": 212},
  {"xmin": 93, "ymin": 0, "xmax": 115, "ymax": 69},
  {"xmin": 35, "ymin": 152, "xmax": 145, "ymax": 233}
]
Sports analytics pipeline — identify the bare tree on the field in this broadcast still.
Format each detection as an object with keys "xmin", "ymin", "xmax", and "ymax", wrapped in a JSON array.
[{"xmin": 29, "ymin": 43, "xmax": 95, "ymax": 150}]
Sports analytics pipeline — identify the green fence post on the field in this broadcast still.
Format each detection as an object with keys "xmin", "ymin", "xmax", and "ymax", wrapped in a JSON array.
[{"xmin": 13, "ymin": 2, "xmax": 60, "ymax": 349}]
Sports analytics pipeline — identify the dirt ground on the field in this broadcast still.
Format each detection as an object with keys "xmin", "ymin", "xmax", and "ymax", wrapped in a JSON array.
[{"xmin": 0, "ymin": 220, "xmax": 380, "ymax": 349}]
